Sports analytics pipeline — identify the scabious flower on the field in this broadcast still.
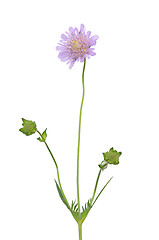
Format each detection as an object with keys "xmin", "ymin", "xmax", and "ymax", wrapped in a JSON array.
[{"xmin": 56, "ymin": 24, "xmax": 99, "ymax": 69}]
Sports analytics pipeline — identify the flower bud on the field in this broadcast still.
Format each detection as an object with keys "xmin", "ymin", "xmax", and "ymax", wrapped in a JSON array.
[
  {"xmin": 19, "ymin": 118, "xmax": 37, "ymax": 136},
  {"xmin": 98, "ymin": 160, "xmax": 108, "ymax": 170},
  {"xmin": 103, "ymin": 147, "xmax": 122, "ymax": 165}
]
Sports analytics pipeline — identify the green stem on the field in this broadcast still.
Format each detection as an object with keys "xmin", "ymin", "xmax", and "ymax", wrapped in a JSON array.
[
  {"xmin": 37, "ymin": 130, "xmax": 70, "ymax": 209},
  {"xmin": 77, "ymin": 58, "xmax": 86, "ymax": 215},
  {"xmin": 92, "ymin": 176, "xmax": 113, "ymax": 207},
  {"xmin": 78, "ymin": 223, "xmax": 82, "ymax": 240},
  {"xmin": 90, "ymin": 169, "xmax": 101, "ymax": 204}
]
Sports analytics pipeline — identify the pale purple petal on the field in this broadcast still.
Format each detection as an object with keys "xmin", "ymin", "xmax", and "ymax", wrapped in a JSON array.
[
  {"xmin": 74, "ymin": 27, "xmax": 79, "ymax": 34},
  {"xmin": 89, "ymin": 51, "xmax": 96, "ymax": 56},
  {"xmin": 61, "ymin": 34, "xmax": 68, "ymax": 40},
  {"xmin": 88, "ymin": 48, "xmax": 96, "ymax": 56},
  {"xmin": 58, "ymin": 52, "xmax": 68, "ymax": 61},
  {"xmin": 69, "ymin": 27, "xmax": 74, "ymax": 33},
  {"xmin": 80, "ymin": 57, "xmax": 84, "ymax": 62},
  {"xmin": 69, "ymin": 60, "xmax": 76, "ymax": 69},
  {"xmin": 89, "ymin": 35, "xmax": 99, "ymax": 46},
  {"xmin": 80, "ymin": 24, "xmax": 85, "ymax": 33},
  {"xmin": 86, "ymin": 31, "xmax": 91, "ymax": 38},
  {"xmin": 56, "ymin": 46, "xmax": 65, "ymax": 51}
]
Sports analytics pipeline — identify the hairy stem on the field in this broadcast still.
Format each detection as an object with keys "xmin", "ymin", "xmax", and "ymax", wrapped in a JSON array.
[{"xmin": 77, "ymin": 58, "xmax": 86, "ymax": 215}]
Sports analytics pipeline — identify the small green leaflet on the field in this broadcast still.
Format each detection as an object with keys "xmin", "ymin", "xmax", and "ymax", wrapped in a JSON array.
[{"xmin": 37, "ymin": 128, "xmax": 47, "ymax": 142}]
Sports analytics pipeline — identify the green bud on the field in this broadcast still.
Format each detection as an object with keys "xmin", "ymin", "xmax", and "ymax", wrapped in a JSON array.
[
  {"xmin": 19, "ymin": 118, "xmax": 37, "ymax": 136},
  {"xmin": 103, "ymin": 147, "xmax": 122, "ymax": 165},
  {"xmin": 98, "ymin": 160, "xmax": 108, "ymax": 170}
]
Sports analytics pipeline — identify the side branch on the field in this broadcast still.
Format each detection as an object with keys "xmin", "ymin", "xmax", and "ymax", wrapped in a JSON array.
[{"xmin": 37, "ymin": 130, "xmax": 70, "ymax": 209}]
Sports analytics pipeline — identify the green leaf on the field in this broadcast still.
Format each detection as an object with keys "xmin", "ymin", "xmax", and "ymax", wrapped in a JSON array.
[
  {"xmin": 54, "ymin": 180, "xmax": 69, "ymax": 209},
  {"xmin": 37, "ymin": 129, "xmax": 47, "ymax": 142},
  {"xmin": 103, "ymin": 147, "xmax": 122, "ymax": 165},
  {"xmin": 37, "ymin": 137, "xmax": 44, "ymax": 142},
  {"xmin": 70, "ymin": 199, "xmax": 92, "ymax": 224},
  {"xmin": 70, "ymin": 200, "xmax": 79, "ymax": 212},
  {"xmin": 19, "ymin": 118, "xmax": 37, "ymax": 136},
  {"xmin": 92, "ymin": 177, "xmax": 113, "ymax": 207},
  {"xmin": 42, "ymin": 128, "xmax": 47, "ymax": 141},
  {"xmin": 71, "ymin": 210, "xmax": 80, "ymax": 223}
]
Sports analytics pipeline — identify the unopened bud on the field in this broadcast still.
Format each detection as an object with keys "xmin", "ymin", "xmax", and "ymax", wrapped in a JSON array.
[
  {"xmin": 19, "ymin": 118, "xmax": 37, "ymax": 136},
  {"xmin": 98, "ymin": 160, "xmax": 108, "ymax": 170}
]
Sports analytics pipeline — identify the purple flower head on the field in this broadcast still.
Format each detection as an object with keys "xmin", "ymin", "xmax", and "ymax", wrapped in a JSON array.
[{"xmin": 56, "ymin": 24, "xmax": 99, "ymax": 69}]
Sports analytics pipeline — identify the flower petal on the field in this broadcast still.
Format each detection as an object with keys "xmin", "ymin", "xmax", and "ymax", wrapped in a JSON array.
[
  {"xmin": 89, "ymin": 35, "xmax": 99, "ymax": 46},
  {"xmin": 61, "ymin": 34, "xmax": 68, "ymax": 40},
  {"xmin": 80, "ymin": 24, "xmax": 85, "ymax": 33},
  {"xmin": 69, "ymin": 60, "xmax": 76, "ymax": 69},
  {"xmin": 86, "ymin": 31, "xmax": 91, "ymax": 38}
]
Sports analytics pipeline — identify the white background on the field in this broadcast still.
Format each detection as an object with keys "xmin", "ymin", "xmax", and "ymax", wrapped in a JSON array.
[{"xmin": 0, "ymin": 0, "xmax": 159, "ymax": 239}]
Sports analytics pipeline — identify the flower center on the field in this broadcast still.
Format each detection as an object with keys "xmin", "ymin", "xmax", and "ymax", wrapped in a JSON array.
[{"xmin": 72, "ymin": 40, "xmax": 82, "ymax": 51}]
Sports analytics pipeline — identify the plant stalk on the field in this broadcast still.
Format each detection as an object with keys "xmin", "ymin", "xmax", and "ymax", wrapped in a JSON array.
[
  {"xmin": 91, "ymin": 169, "xmax": 101, "ymax": 204},
  {"xmin": 78, "ymin": 223, "xmax": 82, "ymax": 240},
  {"xmin": 77, "ymin": 58, "xmax": 86, "ymax": 217},
  {"xmin": 37, "ymin": 130, "xmax": 70, "ymax": 209}
]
